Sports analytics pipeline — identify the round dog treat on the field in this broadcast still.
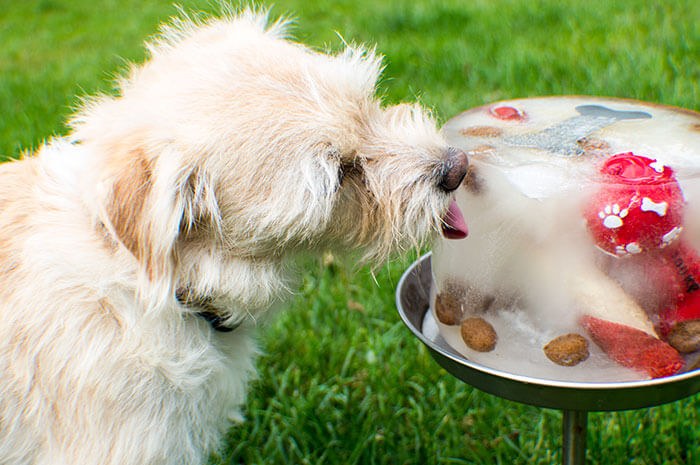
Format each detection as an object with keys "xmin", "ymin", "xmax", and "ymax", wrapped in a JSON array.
[
  {"xmin": 460, "ymin": 126, "xmax": 503, "ymax": 137},
  {"xmin": 543, "ymin": 333, "xmax": 590, "ymax": 367},
  {"xmin": 460, "ymin": 317, "xmax": 497, "ymax": 352},
  {"xmin": 434, "ymin": 282, "xmax": 466, "ymax": 325},
  {"xmin": 666, "ymin": 320, "xmax": 700, "ymax": 353}
]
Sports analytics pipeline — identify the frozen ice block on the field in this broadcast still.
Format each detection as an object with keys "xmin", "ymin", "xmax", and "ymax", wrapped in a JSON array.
[{"xmin": 433, "ymin": 96, "xmax": 700, "ymax": 381}]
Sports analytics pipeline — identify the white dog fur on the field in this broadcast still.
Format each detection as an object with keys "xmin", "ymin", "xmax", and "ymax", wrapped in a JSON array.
[{"xmin": 0, "ymin": 6, "xmax": 468, "ymax": 465}]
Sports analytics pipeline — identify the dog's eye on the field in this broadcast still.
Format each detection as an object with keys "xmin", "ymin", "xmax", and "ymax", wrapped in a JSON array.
[
  {"xmin": 338, "ymin": 162, "xmax": 349, "ymax": 185},
  {"xmin": 337, "ymin": 160, "xmax": 361, "ymax": 186}
]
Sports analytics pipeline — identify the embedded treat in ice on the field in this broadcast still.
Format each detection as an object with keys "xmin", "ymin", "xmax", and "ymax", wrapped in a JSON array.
[
  {"xmin": 582, "ymin": 152, "xmax": 684, "ymax": 257},
  {"xmin": 667, "ymin": 320, "xmax": 700, "ymax": 353},
  {"xmin": 434, "ymin": 279, "xmax": 494, "ymax": 326},
  {"xmin": 543, "ymin": 333, "xmax": 589, "ymax": 367},
  {"xmin": 433, "ymin": 96, "xmax": 700, "ymax": 381},
  {"xmin": 434, "ymin": 282, "xmax": 465, "ymax": 325},
  {"xmin": 581, "ymin": 316, "xmax": 683, "ymax": 378},
  {"xmin": 460, "ymin": 317, "xmax": 497, "ymax": 352}
]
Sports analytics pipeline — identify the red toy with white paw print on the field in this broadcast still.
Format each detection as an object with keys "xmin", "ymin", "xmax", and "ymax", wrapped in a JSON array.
[{"xmin": 583, "ymin": 152, "xmax": 700, "ymax": 376}]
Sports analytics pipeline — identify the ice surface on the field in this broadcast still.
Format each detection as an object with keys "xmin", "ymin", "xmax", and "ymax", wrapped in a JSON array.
[
  {"xmin": 423, "ymin": 304, "xmax": 645, "ymax": 383},
  {"xmin": 433, "ymin": 96, "xmax": 700, "ymax": 383}
]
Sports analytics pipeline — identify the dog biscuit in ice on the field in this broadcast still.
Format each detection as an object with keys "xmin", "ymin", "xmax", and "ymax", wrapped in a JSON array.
[
  {"xmin": 460, "ymin": 317, "xmax": 497, "ymax": 352},
  {"xmin": 543, "ymin": 333, "xmax": 589, "ymax": 367}
]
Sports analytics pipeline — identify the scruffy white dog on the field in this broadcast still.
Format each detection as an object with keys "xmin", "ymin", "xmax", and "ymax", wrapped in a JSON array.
[{"xmin": 0, "ymin": 7, "xmax": 468, "ymax": 465}]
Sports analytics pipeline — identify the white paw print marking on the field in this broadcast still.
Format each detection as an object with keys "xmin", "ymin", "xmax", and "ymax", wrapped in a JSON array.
[
  {"xmin": 662, "ymin": 226, "xmax": 683, "ymax": 246},
  {"xmin": 599, "ymin": 204, "xmax": 628, "ymax": 229},
  {"xmin": 625, "ymin": 242, "xmax": 642, "ymax": 254},
  {"xmin": 614, "ymin": 242, "xmax": 642, "ymax": 256},
  {"xmin": 641, "ymin": 197, "xmax": 668, "ymax": 217},
  {"xmin": 649, "ymin": 161, "xmax": 665, "ymax": 173}
]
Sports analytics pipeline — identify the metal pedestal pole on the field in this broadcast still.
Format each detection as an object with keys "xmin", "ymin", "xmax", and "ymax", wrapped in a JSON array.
[{"xmin": 562, "ymin": 410, "xmax": 588, "ymax": 465}]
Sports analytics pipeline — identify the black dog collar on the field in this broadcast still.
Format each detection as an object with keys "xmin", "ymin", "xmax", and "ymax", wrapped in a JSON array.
[
  {"xmin": 193, "ymin": 310, "xmax": 239, "ymax": 333},
  {"xmin": 175, "ymin": 288, "xmax": 241, "ymax": 333}
]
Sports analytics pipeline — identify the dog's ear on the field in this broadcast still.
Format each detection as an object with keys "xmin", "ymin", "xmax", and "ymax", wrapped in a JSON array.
[
  {"xmin": 105, "ymin": 148, "xmax": 219, "ymax": 304},
  {"xmin": 106, "ymin": 150, "xmax": 154, "ymax": 268}
]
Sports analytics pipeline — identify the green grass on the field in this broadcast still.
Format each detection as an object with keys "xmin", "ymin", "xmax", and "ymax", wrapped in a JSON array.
[{"xmin": 1, "ymin": 0, "xmax": 699, "ymax": 464}]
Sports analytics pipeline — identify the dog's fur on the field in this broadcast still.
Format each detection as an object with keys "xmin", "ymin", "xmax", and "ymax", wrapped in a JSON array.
[{"xmin": 0, "ymin": 7, "xmax": 464, "ymax": 465}]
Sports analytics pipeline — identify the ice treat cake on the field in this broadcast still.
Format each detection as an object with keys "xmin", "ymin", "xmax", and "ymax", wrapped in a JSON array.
[{"xmin": 433, "ymin": 96, "xmax": 700, "ymax": 382}]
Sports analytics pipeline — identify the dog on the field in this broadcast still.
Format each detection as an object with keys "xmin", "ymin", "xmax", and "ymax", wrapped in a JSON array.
[{"xmin": 0, "ymin": 7, "xmax": 468, "ymax": 465}]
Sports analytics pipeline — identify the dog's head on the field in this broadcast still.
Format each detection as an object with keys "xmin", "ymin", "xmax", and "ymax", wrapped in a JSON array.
[{"xmin": 72, "ymin": 8, "xmax": 468, "ymax": 309}]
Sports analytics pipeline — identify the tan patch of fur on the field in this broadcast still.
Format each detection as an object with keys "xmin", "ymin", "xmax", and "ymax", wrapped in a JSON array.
[
  {"xmin": 96, "ymin": 221, "xmax": 120, "ymax": 253},
  {"xmin": 106, "ymin": 151, "xmax": 152, "ymax": 263}
]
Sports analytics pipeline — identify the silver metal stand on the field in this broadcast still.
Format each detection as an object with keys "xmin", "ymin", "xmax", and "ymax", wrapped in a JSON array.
[{"xmin": 562, "ymin": 410, "xmax": 588, "ymax": 465}]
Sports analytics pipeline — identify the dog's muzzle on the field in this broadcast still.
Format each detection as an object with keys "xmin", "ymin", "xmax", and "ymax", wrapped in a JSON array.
[{"xmin": 439, "ymin": 147, "xmax": 469, "ymax": 239}]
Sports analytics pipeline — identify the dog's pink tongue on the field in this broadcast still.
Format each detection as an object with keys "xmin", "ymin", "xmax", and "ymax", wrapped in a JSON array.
[{"xmin": 442, "ymin": 199, "xmax": 468, "ymax": 239}]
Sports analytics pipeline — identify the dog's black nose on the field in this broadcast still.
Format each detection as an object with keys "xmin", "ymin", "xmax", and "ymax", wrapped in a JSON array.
[{"xmin": 439, "ymin": 147, "xmax": 469, "ymax": 192}]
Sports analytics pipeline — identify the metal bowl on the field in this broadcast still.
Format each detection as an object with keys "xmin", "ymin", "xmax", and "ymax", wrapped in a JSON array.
[{"xmin": 396, "ymin": 253, "xmax": 700, "ymax": 411}]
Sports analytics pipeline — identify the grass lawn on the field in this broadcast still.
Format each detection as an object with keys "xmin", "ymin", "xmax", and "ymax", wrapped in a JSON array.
[{"xmin": 1, "ymin": 0, "xmax": 699, "ymax": 464}]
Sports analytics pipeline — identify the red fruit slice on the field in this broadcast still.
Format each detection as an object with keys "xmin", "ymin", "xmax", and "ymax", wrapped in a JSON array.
[{"xmin": 580, "ymin": 315, "xmax": 684, "ymax": 378}]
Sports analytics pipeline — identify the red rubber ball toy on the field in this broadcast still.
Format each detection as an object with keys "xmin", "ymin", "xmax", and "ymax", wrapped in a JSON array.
[{"xmin": 584, "ymin": 152, "xmax": 685, "ymax": 257}]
